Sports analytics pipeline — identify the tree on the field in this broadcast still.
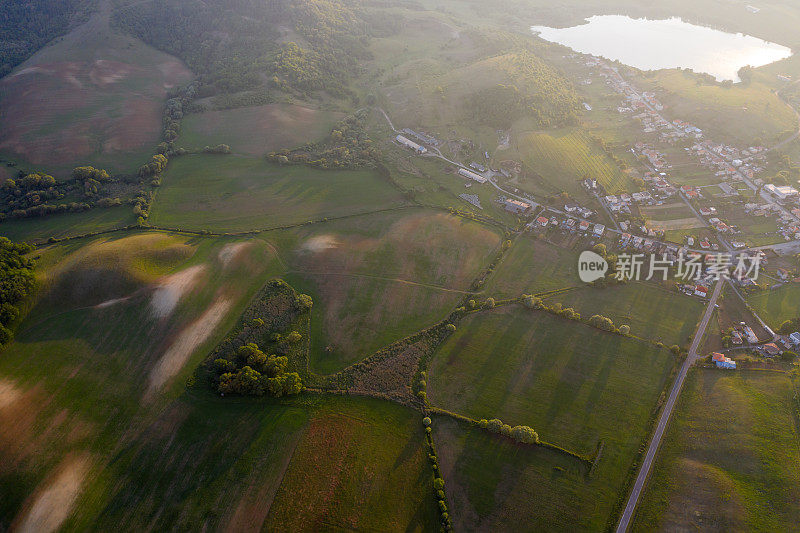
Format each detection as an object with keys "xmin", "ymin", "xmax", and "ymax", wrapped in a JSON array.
[
  {"xmin": 510, "ymin": 425, "xmax": 539, "ymax": 444},
  {"xmin": 296, "ymin": 293, "xmax": 313, "ymax": 311},
  {"xmin": 619, "ymin": 324, "xmax": 631, "ymax": 335}
]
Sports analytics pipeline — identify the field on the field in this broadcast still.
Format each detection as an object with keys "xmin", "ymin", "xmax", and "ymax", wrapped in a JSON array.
[
  {"xmin": 178, "ymin": 104, "xmax": 343, "ymax": 156},
  {"xmin": 0, "ymin": 232, "xmax": 287, "ymax": 529},
  {"xmin": 482, "ymin": 235, "xmax": 580, "ymax": 298},
  {"xmin": 642, "ymin": 202, "xmax": 704, "ymax": 231},
  {"xmin": 148, "ymin": 155, "xmax": 407, "ymax": 232},
  {"xmin": 632, "ymin": 370, "xmax": 800, "ymax": 532},
  {"xmin": 0, "ymin": 3, "xmax": 191, "ymax": 176},
  {"xmin": 517, "ymin": 128, "xmax": 637, "ymax": 194},
  {"xmin": 748, "ymin": 282, "xmax": 800, "ymax": 329},
  {"xmin": 264, "ymin": 397, "xmax": 438, "ymax": 531},
  {"xmin": 427, "ymin": 307, "xmax": 676, "ymax": 530},
  {"xmin": 551, "ymin": 283, "xmax": 705, "ymax": 346},
  {"xmin": 273, "ymin": 208, "xmax": 501, "ymax": 373},
  {"xmin": 0, "ymin": 205, "xmax": 135, "ymax": 244}
]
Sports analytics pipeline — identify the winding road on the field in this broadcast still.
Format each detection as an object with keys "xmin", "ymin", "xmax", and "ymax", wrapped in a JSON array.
[{"xmin": 616, "ymin": 279, "xmax": 723, "ymax": 532}]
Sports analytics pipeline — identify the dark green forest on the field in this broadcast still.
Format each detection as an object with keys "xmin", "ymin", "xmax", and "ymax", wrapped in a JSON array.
[
  {"xmin": 0, "ymin": 0, "xmax": 91, "ymax": 77},
  {"xmin": 112, "ymin": 0, "xmax": 402, "ymax": 100}
]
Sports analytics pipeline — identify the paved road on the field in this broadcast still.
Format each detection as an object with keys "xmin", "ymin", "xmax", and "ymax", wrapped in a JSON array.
[{"xmin": 616, "ymin": 279, "xmax": 723, "ymax": 533}]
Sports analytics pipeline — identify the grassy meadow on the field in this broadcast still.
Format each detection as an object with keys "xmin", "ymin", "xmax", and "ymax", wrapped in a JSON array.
[
  {"xmin": 269, "ymin": 208, "xmax": 501, "ymax": 373},
  {"xmin": 748, "ymin": 282, "xmax": 800, "ymax": 329},
  {"xmin": 428, "ymin": 307, "xmax": 676, "ymax": 530},
  {"xmin": 149, "ymin": 155, "xmax": 407, "ymax": 232},
  {"xmin": 632, "ymin": 370, "xmax": 800, "ymax": 532},
  {"xmin": 0, "ymin": 205, "xmax": 135, "ymax": 244},
  {"xmin": 179, "ymin": 103, "xmax": 343, "ymax": 156}
]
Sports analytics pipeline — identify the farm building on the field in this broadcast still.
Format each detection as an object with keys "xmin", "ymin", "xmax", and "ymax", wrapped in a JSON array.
[
  {"xmin": 395, "ymin": 135, "xmax": 427, "ymax": 154},
  {"xmin": 458, "ymin": 168, "xmax": 487, "ymax": 184},
  {"xmin": 712, "ymin": 352, "xmax": 736, "ymax": 369},
  {"xmin": 502, "ymin": 198, "xmax": 532, "ymax": 214},
  {"xmin": 742, "ymin": 325, "xmax": 758, "ymax": 344},
  {"xmin": 764, "ymin": 184, "xmax": 798, "ymax": 200},
  {"xmin": 790, "ymin": 332, "xmax": 800, "ymax": 346}
]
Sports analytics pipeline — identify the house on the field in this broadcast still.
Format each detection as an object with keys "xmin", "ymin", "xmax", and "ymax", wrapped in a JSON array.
[
  {"xmin": 699, "ymin": 207, "xmax": 717, "ymax": 216},
  {"xmin": 579, "ymin": 220, "xmax": 591, "ymax": 232},
  {"xmin": 712, "ymin": 352, "xmax": 736, "ymax": 369},
  {"xmin": 593, "ymin": 224, "xmax": 605, "ymax": 237},
  {"xmin": 536, "ymin": 216, "xmax": 549, "ymax": 227},
  {"xmin": 395, "ymin": 135, "xmax": 427, "ymax": 154},
  {"xmin": 503, "ymin": 198, "xmax": 532, "ymax": 214},
  {"xmin": 790, "ymin": 332, "xmax": 800, "ymax": 346},
  {"xmin": 731, "ymin": 331, "xmax": 743, "ymax": 345},
  {"xmin": 694, "ymin": 285, "xmax": 708, "ymax": 298}
]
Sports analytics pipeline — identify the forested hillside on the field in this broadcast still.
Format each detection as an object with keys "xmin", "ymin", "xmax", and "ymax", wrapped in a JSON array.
[
  {"xmin": 112, "ymin": 0, "xmax": 403, "ymax": 101},
  {"xmin": 0, "ymin": 0, "xmax": 91, "ymax": 77}
]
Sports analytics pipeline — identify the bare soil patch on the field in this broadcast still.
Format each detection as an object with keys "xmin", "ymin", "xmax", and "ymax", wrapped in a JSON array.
[
  {"xmin": 218, "ymin": 242, "xmax": 253, "ymax": 268},
  {"xmin": 0, "ymin": 378, "xmax": 22, "ymax": 410},
  {"xmin": 146, "ymin": 296, "xmax": 231, "ymax": 398},
  {"xmin": 149, "ymin": 264, "xmax": 207, "ymax": 319},
  {"xmin": 14, "ymin": 454, "xmax": 91, "ymax": 533}
]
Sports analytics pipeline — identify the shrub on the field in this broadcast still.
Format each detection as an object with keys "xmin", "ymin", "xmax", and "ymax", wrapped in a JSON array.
[{"xmin": 422, "ymin": 416, "xmax": 432, "ymax": 427}]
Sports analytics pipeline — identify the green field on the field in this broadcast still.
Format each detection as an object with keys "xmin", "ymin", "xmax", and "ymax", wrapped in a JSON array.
[
  {"xmin": 428, "ymin": 307, "xmax": 676, "ymax": 530},
  {"xmin": 179, "ymin": 104, "xmax": 342, "ymax": 156},
  {"xmin": 0, "ymin": 205, "xmax": 135, "ymax": 244},
  {"xmin": 748, "ymin": 282, "xmax": 800, "ymax": 329},
  {"xmin": 483, "ymin": 235, "xmax": 580, "ymax": 298},
  {"xmin": 632, "ymin": 370, "xmax": 800, "ymax": 532},
  {"xmin": 272, "ymin": 208, "xmax": 501, "ymax": 373},
  {"xmin": 149, "ymin": 155, "xmax": 407, "ymax": 232},
  {"xmin": 517, "ymin": 128, "xmax": 636, "ymax": 194},
  {"xmin": 552, "ymin": 283, "xmax": 705, "ymax": 346}
]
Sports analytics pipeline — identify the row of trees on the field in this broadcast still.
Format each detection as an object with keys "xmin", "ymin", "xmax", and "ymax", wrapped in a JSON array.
[
  {"xmin": 478, "ymin": 418, "xmax": 539, "ymax": 444},
  {"xmin": 422, "ymin": 417, "xmax": 453, "ymax": 531}
]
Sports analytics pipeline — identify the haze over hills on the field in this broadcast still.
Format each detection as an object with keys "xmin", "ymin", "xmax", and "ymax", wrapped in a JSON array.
[{"xmin": 1, "ymin": 1, "xmax": 800, "ymax": 531}]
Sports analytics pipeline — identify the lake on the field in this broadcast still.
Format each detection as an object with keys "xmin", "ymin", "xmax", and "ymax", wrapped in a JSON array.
[{"xmin": 531, "ymin": 15, "xmax": 792, "ymax": 82}]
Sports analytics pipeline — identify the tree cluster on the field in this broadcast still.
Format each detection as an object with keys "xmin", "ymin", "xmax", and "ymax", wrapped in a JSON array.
[
  {"xmin": 0, "ymin": 237, "xmax": 35, "ymax": 345},
  {"xmin": 213, "ymin": 343, "xmax": 302, "ymax": 397},
  {"xmin": 267, "ymin": 109, "xmax": 379, "ymax": 169},
  {"xmin": 0, "ymin": 167, "xmax": 117, "ymax": 221}
]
